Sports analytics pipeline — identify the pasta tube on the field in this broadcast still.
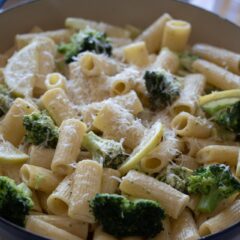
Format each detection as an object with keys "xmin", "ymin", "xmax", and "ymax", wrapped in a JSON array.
[
  {"xmin": 171, "ymin": 209, "xmax": 200, "ymax": 240},
  {"xmin": 80, "ymin": 90, "xmax": 143, "ymax": 128},
  {"xmin": 171, "ymin": 74, "xmax": 206, "ymax": 116},
  {"xmin": 68, "ymin": 160, "xmax": 103, "ymax": 223},
  {"xmin": 192, "ymin": 43, "xmax": 240, "ymax": 74},
  {"xmin": 140, "ymin": 130, "xmax": 180, "ymax": 174},
  {"xmin": 93, "ymin": 103, "xmax": 145, "ymax": 149},
  {"xmin": 45, "ymin": 73, "xmax": 67, "ymax": 91},
  {"xmin": 79, "ymin": 52, "xmax": 118, "ymax": 77},
  {"xmin": 199, "ymin": 200, "xmax": 240, "ymax": 236},
  {"xmin": 93, "ymin": 226, "xmax": 118, "ymax": 240},
  {"xmin": 152, "ymin": 218, "xmax": 171, "ymax": 240},
  {"xmin": 119, "ymin": 170, "xmax": 190, "ymax": 219},
  {"xmin": 175, "ymin": 155, "xmax": 199, "ymax": 170},
  {"xmin": 162, "ymin": 20, "xmax": 191, "ymax": 52},
  {"xmin": 192, "ymin": 59, "xmax": 240, "ymax": 90},
  {"xmin": 65, "ymin": 17, "xmax": 130, "ymax": 38},
  {"xmin": 47, "ymin": 174, "xmax": 73, "ymax": 216},
  {"xmin": 31, "ymin": 190, "xmax": 42, "ymax": 213},
  {"xmin": 109, "ymin": 68, "xmax": 139, "ymax": 96},
  {"xmin": 51, "ymin": 119, "xmax": 87, "ymax": 176},
  {"xmin": 101, "ymin": 168, "xmax": 121, "ymax": 193},
  {"xmin": 1, "ymin": 98, "xmax": 37, "ymax": 146},
  {"xmin": 180, "ymin": 137, "xmax": 218, "ymax": 157},
  {"xmin": 37, "ymin": 192, "xmax": 51, "ymax": 213},
  {"xmin": 196, "ymin": 193, "xmax": 239, "ymax": 228},
  {"xmin": 33, "ymin": 215, "xmax": 88, "ymax": 239},
  {"xmin": 153, "ymin": 47, "xmax": 179, "ymax": 73},
  {"xmin": 16, "ymin": 29, "xmax": 72, "ymax": 49},
  {"xmin": 196, "ymin": 145, "xmax": 239, "ymax": 166},
  {"xmin": 171, "ymin": 112, "xmax": 212, "ymax": 138},
  {"xmin": 136, "ymin": 13, "xmax": 172, "ymax": 53},
  {"xmin": 20, "ymin": 164, "xmax": 62, "ymax": 193},
  {"xmin": 26, "ymin": 216, "xmax": 84, "ymax": 240},
  {"xmin": 41, "ymin": 88, "xmax": 78, "ymax": 126},
  {"xmin": 123, "ymin": 41, "xmax": 149, "ymax": 67},
  {"xmin": 28, "ymin": 145, "xmax": 55, "ymax": 169}
]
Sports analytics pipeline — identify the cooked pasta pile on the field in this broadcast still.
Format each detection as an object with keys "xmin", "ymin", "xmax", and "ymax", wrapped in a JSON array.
[{"xmin": 0, "ymin": 13, "xmax": 240, "ymax": 240}]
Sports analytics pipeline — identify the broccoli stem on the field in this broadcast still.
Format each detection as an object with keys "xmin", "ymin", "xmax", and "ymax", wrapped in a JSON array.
[
  {"xmin": 82, "ymin": 132, "xmax": 103, "ymax": 162},
  {"xmin": 197, "ymin": 190, "xmax": 222, "ymax": 213}
]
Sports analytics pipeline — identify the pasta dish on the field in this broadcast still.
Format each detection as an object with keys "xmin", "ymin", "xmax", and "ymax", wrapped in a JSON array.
[{"xmin": 0, "ymin": 13, "xmax": 240, "ymax": 240}]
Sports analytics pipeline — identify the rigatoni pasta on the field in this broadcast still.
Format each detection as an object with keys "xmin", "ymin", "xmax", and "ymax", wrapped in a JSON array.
[
  {"xmin": 199, "ymin": 200, "xmax": 240, "ymax": 236},
  {"xmin": 192, "ymin": 43, "xmax": 240, "ymax": 74},
  {"xmin": 47, "ymin": 174, "xmax": 73, "ymax": 216},
  {"xmin": 45, "ymin": 73, "xmax": 67, "ymax": 91},
  {"xmin": 68, "ymin": 160, "xmax": 102, "ymax": 223},
  {"xmin": 93, "ymin": 103, "xmax": 145, "ymax": 149},
  {"xmin": 171, "ymin": 112, "xmax": 212, "ymax": 138},
  {"xmin": 119, "ymin": 170, "xmax": 190, "ymax": 219},
  {"xmin": 26, "ymin": 216, "xmax": 84, "ymax": 240},
  {"xmin": 41, "ymin": 88, "xmax": 78, "ymax": 126},
  {"xmin": 136, "ymin": 13, "xmax": 172, "ymax": 53},
  {"xmin": 192, "ymin": 59, "xmax": 240, "ymax": 90},
  {"xmin": 153, "ymin": 47, "xmax": 179, "ymax": 73},
  {"xmin": 20, "ymin": 164, "xmax": 62, "ymax": 193},
  {"xmin": 162, "ymin": 20, "xmax": 191, "ymax": 52},
  {"xmin": 33, "ymin": 215, "xmax": 88, "ymax": 239},
  {"xmin": 1, "ymin": 11, "xmax": 240, "ymax": 240},
  {"xmin": 78, "ymin": 52, "xmax": 118, "ymax": 77},
  {"xmin": 196, "ymin": 145, "xmax": 239, "ymax": 166},
  {"xmin": 101, "ymin": 168, "xmax": 120, "ymax": 193},
  {"xmin": 171, "ymin": 74, "xmax": 206, "ymax": 115},
  {"xmin": 1, "ymin": 98, "xmax": 37, "ymax": 146},
  {"xmin": 171, "ymin": 209, "xmax": 200, "ymax": 240},
  {"xmin": 51, "ymin": 119, "xmax": 86, "ymax": 175},
  {"xmin": 28, "ymin": 145, "xmax": 55, "ymax": 169},
  {"xmin": 123, "ymin": 41, "xmax": 149, "ymax": 67}
]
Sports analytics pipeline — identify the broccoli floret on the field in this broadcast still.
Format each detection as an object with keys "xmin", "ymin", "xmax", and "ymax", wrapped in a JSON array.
[
  {"xmin": 0, "ymin": 84, "xmax": 14, "ymax": 117},
  {"xmin": 0, "ymin": 176, "xmax": 33, "ymax": 226},
  {"xmin": 179, "ymin": 52, "xmax": 198, "ymax": 72},
  {"xmin": 90, "ymin": 193, "xmax": 165, "ymax": 238},
  {"xmin": 144, "ymin": 70, "xmax": 180, "ymax": 110},
  {"xmin": 82, "ymin": 131, "xmax": 128, "ymax": 169},
  {"xmin": 23, "ymin": 111, "xmax": 59, "ymax": 148},
  {"xmin": 213, "ymin": 101, "xmax": 240, "ymax": 135},
  {"xmin": 58, "ymin": 28, "xmax": 112, "ymax": 63},
  {"xmin": 157, "ymin": 165, "xmax": 193, "ymax": 192},
  {"xmin": 187, "ymin": 164, "xmax": 240, "ymax": 213}
]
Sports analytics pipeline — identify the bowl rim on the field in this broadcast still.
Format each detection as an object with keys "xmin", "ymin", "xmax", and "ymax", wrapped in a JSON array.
[{"xmin": 0, "ymin": 0, "xmax": 240, "ymax": 239}]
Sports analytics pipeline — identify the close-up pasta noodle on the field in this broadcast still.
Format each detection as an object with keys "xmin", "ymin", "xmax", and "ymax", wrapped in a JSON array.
[{"xmin": 0, "ymin": 10, "xmax": 240, "ymax": 240}]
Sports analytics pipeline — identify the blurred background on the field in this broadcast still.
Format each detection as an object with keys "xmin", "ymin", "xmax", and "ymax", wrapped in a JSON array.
[
  {"xmin": 181, "ymin": 0, "xmax": 240, "ymax": 25},
  {"xmin": 1, "ymin": 0, "xmax": 240, "ymax": 26}
]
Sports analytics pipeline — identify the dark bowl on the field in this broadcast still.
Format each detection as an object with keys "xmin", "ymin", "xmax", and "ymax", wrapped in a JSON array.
[{"xmin": 0, "ymin": 0, "xmax": 240, "ymax": 239}]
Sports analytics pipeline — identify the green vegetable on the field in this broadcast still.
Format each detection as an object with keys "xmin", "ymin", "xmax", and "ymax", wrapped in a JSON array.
[
  {"xmin": 144, "ymin": 69, "xmax": 180, "ymax": 110},
  {"xmin": 82, "ymin": 131, "xmax": 128, "ymax": 169},
  {"xmin": 213, "ymin": 101, "xmax": 240, "ymax": 134},
  {"xmin": 0, "ymin": 176, "xmax": 33, "ymax": 226},
  {"xmin": 179, "ymin": 52, "xmax": 198, "ymax": 72},
  {"xmin": 58, "ymin": 28, "xmax": 112, "ymax": 63},
  {"xmin": 157, "ymin": 165, "xmax": 193, "ymax": 192},
  {"xmin": 187, "ymin": 164, "xmax": 240, "ymax": 213},
  {"xmin": 0, "ymin": 84, "xmax": 14, "ymax": 116},
  {"xmin": 119, "ymin": 121, "xmax": 163, "ymax": 174},
  {"xmin": 90, "ymin": 193, "xmax": 165, "ymax": 238},
  {"xmin": 202, "ymin": 98, "xmax": 239, "ymax": 116},
  {"xmin": 23, "ymin": 111, "xmax": 59, "ymax": 148},
  {"xmin": 200, "ymin": 90, "xmax": 240, "ymax": 135}
]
